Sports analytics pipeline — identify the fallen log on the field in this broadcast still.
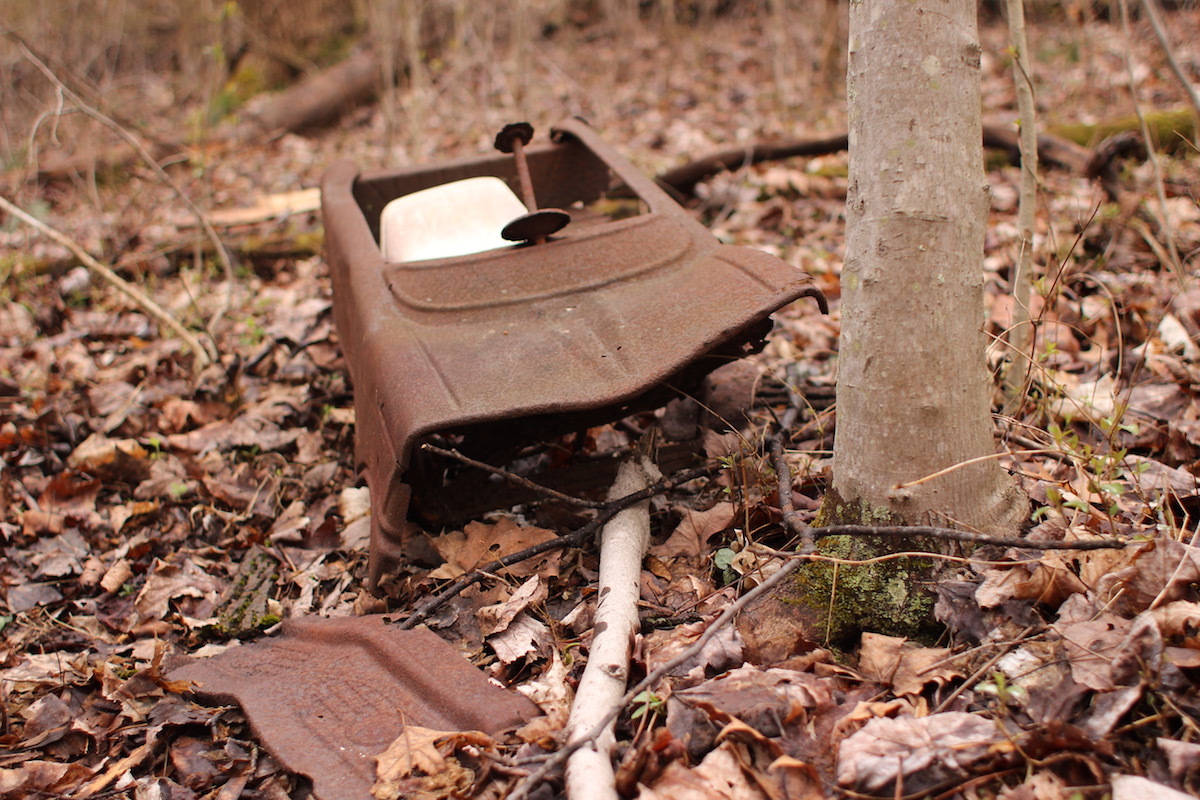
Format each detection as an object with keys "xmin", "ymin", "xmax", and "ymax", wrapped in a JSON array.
[
  {"xmin": 229, "ymin": 47, "xmax": 380, "ymax": 139},
  {"xmin": 653, "ymin": 124, "xmax": 1089, "ymax": 197}
]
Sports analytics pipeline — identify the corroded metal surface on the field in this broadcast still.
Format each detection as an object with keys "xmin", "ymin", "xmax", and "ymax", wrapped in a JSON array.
[
  {"xmin": 322, "ymin": 117, "xmax": 827, "ymax": 590},
  {"xmin": 169, "ymin": 616, "xmax": 538, "ymax": 800}
]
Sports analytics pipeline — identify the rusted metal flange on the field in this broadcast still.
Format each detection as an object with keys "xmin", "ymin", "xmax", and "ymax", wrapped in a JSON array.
[
  {"xmin": 501, "ymin": 208, "xmax": 571, "ymax": 241},
  {"xmin": 169, "ymin": 616, "xmax": 538, "ymax": 800}
]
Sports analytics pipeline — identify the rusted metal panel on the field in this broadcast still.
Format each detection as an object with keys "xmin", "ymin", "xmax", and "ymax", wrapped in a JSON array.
[
  {"xmin": 322, "ymin": 118, "xmax": 826, "ymax": 590},
  {"xmin": 169, "ymin": 616, "xmax": 538, "ymax": 800}
]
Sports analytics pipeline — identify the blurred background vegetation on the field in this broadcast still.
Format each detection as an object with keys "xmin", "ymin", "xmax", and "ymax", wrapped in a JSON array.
[
  {"xmin": 0, "ymin": 0, "xmax": 850, "ymax": 169},
  {"xmin": 1, "ymin": 1, "xmax": 1180, "ymax": 173}
]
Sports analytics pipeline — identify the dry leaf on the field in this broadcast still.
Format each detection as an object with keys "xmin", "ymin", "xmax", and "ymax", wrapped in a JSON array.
[
  {"xmin": 477, "ymin": 575, "xmax": 547, "ymax": 637},
  {"xmin": 640, "ymin": 741, "xmax": 767, "ymax": 800},
  {"xmin": 836, "ymin": 713, "xmax": 1004, "ymax": 793},
  {"xmin": 858, "ymin": 633, "xmax": 960, "ymax": 697},
  {"xmin": 650, "ymin": 502, "xmax": 736, "ymax": 562}
]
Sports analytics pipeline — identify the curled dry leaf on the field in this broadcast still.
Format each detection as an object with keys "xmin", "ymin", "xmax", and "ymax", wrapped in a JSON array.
[
  {"xmin": 477, "ymin": 575, "xmax": 547, "ymax": 637},
  {"xmin": 431, "ymin": 518, "xmax": 560, "ymax": 579},
  {"xmin": 639, "ymin": 741, "xmax": 767, "ymax": 800},
  {"xmin": 67, "ymin": 433, "xmax": 151, "ymax": 483},
  {"xmin": 133, "ymin": 558, "xmax": 225, "ymax": 626},
  {"xmin": 487, "ymin": 612, "xmax": 551, "ymax": 664},
  {"xmin": 1055, "ymin": 611, "xmax": 1131, "ymax": 691},
  {"xmin": 373, "ymin": 726, "xmax": 494, "ymax": 782},
  {"xmin": 650, "ymin": 502, "xmax": 736, "ymax": 564},
  {"xmin": 516, "ymin": 651, "xmax": 573, "ymax": 740},
  {"xmin": 858, "ymin": 633, "xmax": 962, "ymax": 697}
]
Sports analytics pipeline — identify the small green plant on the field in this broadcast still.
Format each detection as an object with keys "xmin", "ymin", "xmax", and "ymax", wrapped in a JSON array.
[
  {"xmin": 978, "ymin": 671, "xmax": 1028, "ymax": 707},
  {"xmin": 630, "ymin": 690, "xmax": 665, "ymax": 721},
  {"xmin": 713, "ymin": 547, "xmax": 738, "ymax": 585}
]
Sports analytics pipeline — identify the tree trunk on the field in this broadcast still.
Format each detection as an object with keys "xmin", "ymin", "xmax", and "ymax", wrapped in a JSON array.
[{"xmin": 811, "ymin": 0, "xmax": 1027, "ymax": 640}]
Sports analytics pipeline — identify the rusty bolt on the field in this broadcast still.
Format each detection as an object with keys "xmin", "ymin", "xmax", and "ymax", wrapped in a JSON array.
[
  {"xmin": 494, "ymin": 122, "xmax": 535, "ymax": 155},
  {"xmin": 494, "ymin": 122, "xmax": 569, "ymax": 244}
]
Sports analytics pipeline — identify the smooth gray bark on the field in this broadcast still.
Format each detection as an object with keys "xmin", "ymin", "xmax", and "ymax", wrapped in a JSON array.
[{"xmin": 828, "ymin": 0, "xmax": 1026, "ymax": 536}]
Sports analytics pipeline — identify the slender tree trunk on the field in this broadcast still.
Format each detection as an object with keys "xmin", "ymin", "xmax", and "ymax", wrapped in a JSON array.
[
  {"xmin": 1002, "ymin": 0, "xmax": 1039, "ymax": 405},
  {"xmin": 811, "ymin": 0, "xmax": 1027, "ymax": 639}
]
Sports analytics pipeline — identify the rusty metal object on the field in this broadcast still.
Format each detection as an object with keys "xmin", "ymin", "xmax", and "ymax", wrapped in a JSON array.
[
  {"xmin": 322, "ymin": 117, "xmax": 827, "ymax": 591},
  {"xmin": 494, "ymin": 122, "xmax": 570, "ymax": 243},
  {"xmin": 169, "ymin": 616, "xmax": 538, "ymax": 800}
]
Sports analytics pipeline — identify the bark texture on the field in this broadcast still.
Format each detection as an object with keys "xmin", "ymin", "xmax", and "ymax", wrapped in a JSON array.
[{"xmin": 827, "ymin": 0, "xmax": 1026, "ymax": 536}]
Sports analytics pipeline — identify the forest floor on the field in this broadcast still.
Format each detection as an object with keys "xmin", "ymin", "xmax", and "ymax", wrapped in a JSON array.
[{"xmin": 3, "ymin": 5, "xmax": 1200, "ymax": 800}]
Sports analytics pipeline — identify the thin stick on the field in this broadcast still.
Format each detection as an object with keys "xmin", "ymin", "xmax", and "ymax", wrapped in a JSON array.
[
  {"xmin": 933, "ymin": 625, "xmax": 1036, "ymax": 714},
  {"xmin": 16, "ymin": 38, "xmax": 233, "ymax": 346},
  {"xmin": 894, "ymin": 449, "xmax": 1058, "ymax": 489},
  {"xmin": 768, "ymin": 432, "xmax": 814, "ymax": 553},
  {"xmin": 1116, "ymin": 0, "xmax": 1184, "ymax": 276},
  {"xmin": 0, "ymin": 194, "xmax": 213, "ymax": 368}
]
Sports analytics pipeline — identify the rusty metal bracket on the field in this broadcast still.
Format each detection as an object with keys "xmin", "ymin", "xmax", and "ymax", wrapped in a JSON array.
[{"xmin": 322, "ymin": 117, "xmax": 826, "ymax": 591}]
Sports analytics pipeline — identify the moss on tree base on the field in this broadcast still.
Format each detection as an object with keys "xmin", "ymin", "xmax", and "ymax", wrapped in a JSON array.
[{"xmin": 788, "ymin": 490, "xmax": 958, "ymax": 646}]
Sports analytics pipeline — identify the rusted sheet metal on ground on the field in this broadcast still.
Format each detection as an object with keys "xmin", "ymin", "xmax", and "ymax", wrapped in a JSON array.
[
  {"xmin": 322, "ymin": 117, "xmax": 827, "ymax": 590},
  {"xmin": 169, "ymin": 616, "xmax": 539, "ymax": 800}
]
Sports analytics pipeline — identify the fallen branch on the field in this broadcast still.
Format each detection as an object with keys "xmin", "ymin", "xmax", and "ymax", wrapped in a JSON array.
[
  {"xmin": 0, "ymin": 194, "xmax": 214, "ymax": 369},
  {"xmin": 565, "ymin": 451, "xmax": 659, "ymax": 800},
  {"xmin": 653, "ymin": 125, "xmax": 1089, "ymax": 197},
  {"xmin": 395, "ymin": 463, "xmax": 716, "ymax": 629},
  {"xmin": 227, "ymin": 47, "xmax": 381, "ymax": 140}
]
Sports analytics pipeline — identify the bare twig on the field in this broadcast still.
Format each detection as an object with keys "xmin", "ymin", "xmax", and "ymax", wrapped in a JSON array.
[
  {"xmin": 933, "ymin": 625, "xmax": 1037, "ymax": 713},
  {"xmin": 768, "ymin": 432, "xmax": 814, "ymax": 553},
  {"xmin": 15, "ymin": 37, "xmax": 234, "ymax": 346},
  {"xmin": 0, "ymin": 194, "xmax": 214, "ymax": 368}
]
